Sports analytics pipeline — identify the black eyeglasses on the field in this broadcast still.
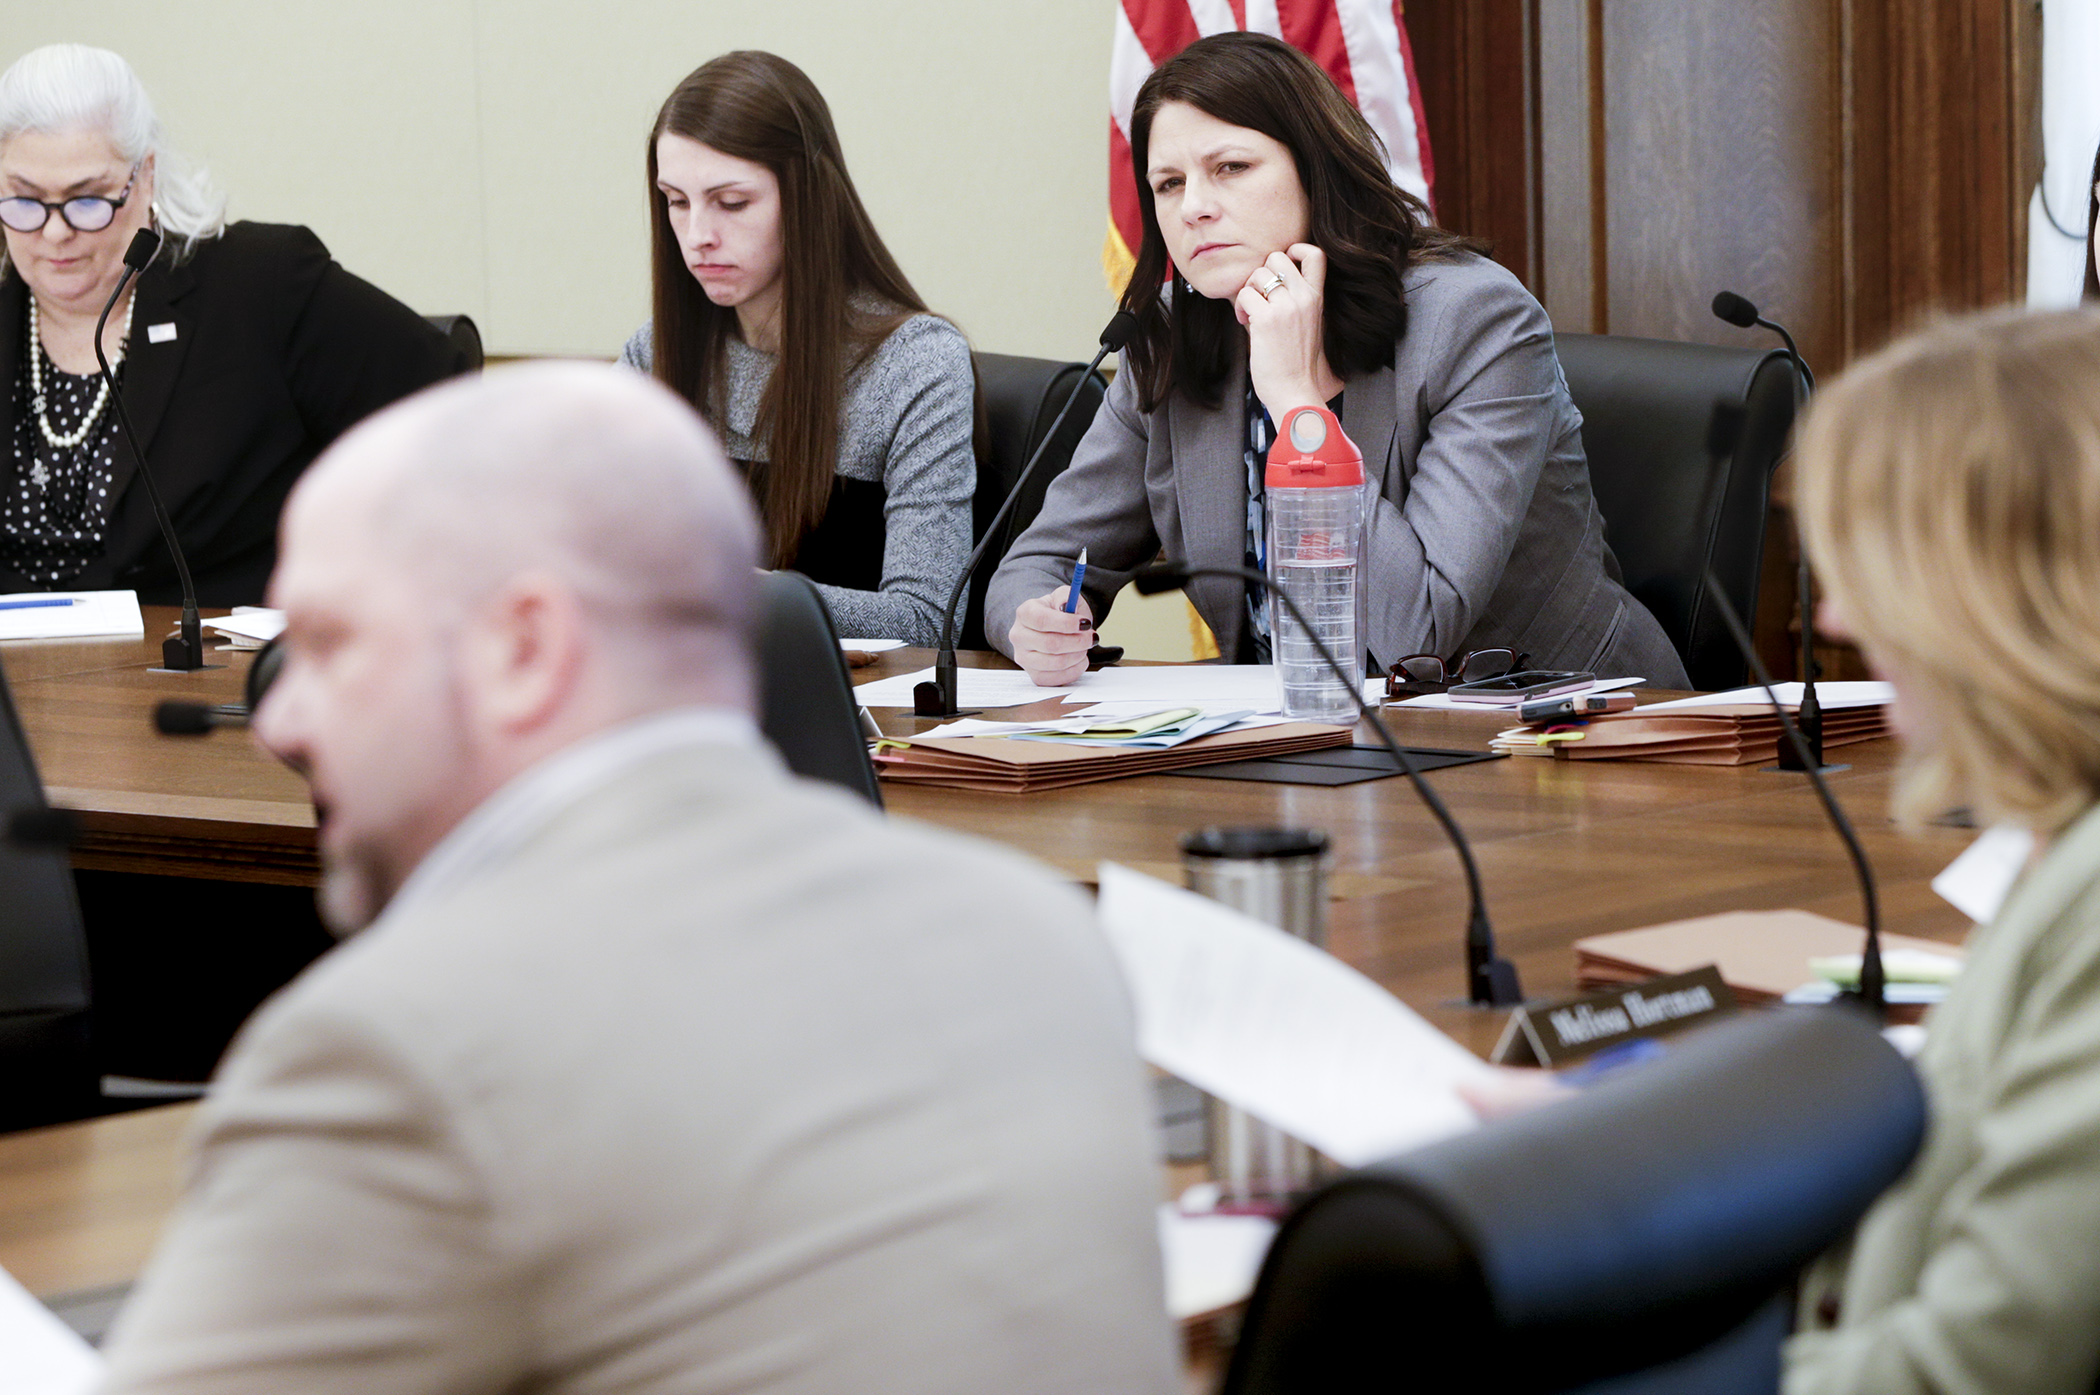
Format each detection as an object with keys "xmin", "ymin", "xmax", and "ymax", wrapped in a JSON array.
[
  {"xmin": 1384, "ymin": 648, "xmax": 1530, "ymax": 699},
  {"xmin": 0, "ymin": 163, "xmax": 141, "ymax": 235}
]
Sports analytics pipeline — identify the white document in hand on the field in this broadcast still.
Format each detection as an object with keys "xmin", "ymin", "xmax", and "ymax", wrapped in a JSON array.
[
  {"xmin": 1096, "ymin": 864, "xmax": 1492, "ymax": 1167},
  {"xmin": 0, "ymin": 1263, "xmax": 103, "ymax": 1395}
]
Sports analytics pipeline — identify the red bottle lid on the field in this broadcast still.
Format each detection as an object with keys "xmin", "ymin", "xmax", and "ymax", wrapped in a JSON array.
[{"xmin": 1265, "ymin": 405, "xmax": 1363, "ymax": 488}]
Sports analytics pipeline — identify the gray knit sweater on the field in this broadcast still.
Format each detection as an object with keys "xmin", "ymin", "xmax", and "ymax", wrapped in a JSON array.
[{"xmin": 620, "ymin": 314, "xmax": 975, "ymax": 646}]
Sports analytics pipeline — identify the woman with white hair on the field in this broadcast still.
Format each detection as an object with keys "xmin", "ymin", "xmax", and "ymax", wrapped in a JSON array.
[{"xmin": 0, "ymin": 44, "xmax": 468, "ymax": 604}]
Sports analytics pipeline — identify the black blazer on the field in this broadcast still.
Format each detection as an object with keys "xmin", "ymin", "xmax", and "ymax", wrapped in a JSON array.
[{"xmin": 0, "ymin": 222, "xmax": 470, "ymax": 605}]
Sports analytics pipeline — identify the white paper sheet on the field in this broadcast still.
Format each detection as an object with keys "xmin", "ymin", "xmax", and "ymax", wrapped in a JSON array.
[
  {"xmin": 1932, "ymin": 823, "xmax": 2035, "ymax": 925},
  {"xmin": 853, "ymin": 663, "xmax": 1280, "ymax": 711},
  {"xmin": 1158, "ymin": 1206, "xmax": 1276, "ymax": 1319},
  {"xmin": 0, "ymin": 590, "xmax": 144, "ymax": 642},
  {"xmin": 0, "ymin": 1264, "xmax": 104, "ymax": 1394},
  {"xmin": 1784, "ymin": 979, "xmax": 1950, "ymax": 1007},
  {"xmin": 921, "ymin": 700, "xmax": 1204, "ymax": 736},
  {"xmin": 1388, "ymin": 676, "xmax": 1647, "ymax": 710},
  {"xmin": 918, "ymin": 703, "xmax": 1297, "ymax": 748},
  {"xmin": 1096, "ymin": 864, "xmax": 1492, "ymax": 1167},
  {"xmin": 838, "ymin": 638, "xmax": 905, "ymax": 652},
  {"xmin": 1641, "ymin": 681, "xmax": 1894, "ymax": 712},
  {"xmin": 852, "ymin": 662, "xmax": 1386, "ymax": 716},
  {"xmin": 202, "ymin": 608, "xmax": 286, "ymax": 643}
]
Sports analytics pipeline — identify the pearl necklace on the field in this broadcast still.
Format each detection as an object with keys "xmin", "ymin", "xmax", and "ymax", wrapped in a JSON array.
[{"xmin": 26, "ymin": 290, "xmax": 133, "ymax": 451}]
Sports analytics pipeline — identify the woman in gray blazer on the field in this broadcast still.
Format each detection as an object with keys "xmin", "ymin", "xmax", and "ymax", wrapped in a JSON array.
[{"xmin": 988, "ymin": 32, "xmax": 1684, "ymax": 689}]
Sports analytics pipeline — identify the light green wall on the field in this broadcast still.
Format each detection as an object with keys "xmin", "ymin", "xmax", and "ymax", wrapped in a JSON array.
[{"xmin": 3, "ymin": 3, "xmax": 1123, "ymax": 359}]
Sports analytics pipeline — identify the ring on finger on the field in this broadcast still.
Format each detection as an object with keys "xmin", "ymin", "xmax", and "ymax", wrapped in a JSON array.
[{"xmin": 1254, "ymin": 271, "xmax": 1286, "ymax": 298}]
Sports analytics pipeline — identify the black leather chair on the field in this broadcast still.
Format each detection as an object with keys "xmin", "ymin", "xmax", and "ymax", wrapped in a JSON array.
[
  {"xmin": 0, "ymin": 659, "xmax": 99, "ymax": 1132},
  {"xmin": 757, "ymin": 570, "xmax": 882, "ymax": 807},
  {"xmin": 424, "ymin": 314, "xmax": 485, "ymax": 371},
  {"xmin": 1557, "ymin": 334, "xmax": 1799, "ymax": 692},
  {"xmin": 1223, "ymin": 1007, "xmax": 1924, "ymax": 1395},
  {"xmin": 963, "ymin": 353, "xmax": 1109, "ymax": 650}
]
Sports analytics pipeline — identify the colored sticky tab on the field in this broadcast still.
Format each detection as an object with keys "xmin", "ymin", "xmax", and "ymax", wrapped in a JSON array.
[{"xmin": 147, "ymin": 322, "xmax": 178, "ymax": 344}]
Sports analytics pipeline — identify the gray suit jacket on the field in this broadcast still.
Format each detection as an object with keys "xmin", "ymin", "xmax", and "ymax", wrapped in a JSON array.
[
  {"xmin": 99, "ymin": 742, "xmax": 1178, "ymax": 1395},
  {"xmin": 987, "ymin": 253, "xmax": 1687, "ymax": 685}
]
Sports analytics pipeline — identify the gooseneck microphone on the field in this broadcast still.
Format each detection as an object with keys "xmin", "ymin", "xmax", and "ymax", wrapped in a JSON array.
[
  {"xmin": 1712, "ymin": 289, "xmax": 1824, "ymax": 769},
  {"xmin": 154, "ymin": 700, "xmax": 248, "ymax": 734},
  {"xmin": 913, "ymin": 311, "xmax": 1138, "ymax": 718},
  {"xmin": 1700, "ymin": 566, "xmax": 1886, "ymax": 1017},
  {"xmin": 93, "ymin": 227, "xmax": 208, "ymax": 673},
  {"xmin": 1133, "ymin": 559, "xmax": 1523, "ymax": 1007},
  {"xmin": 1711, "ymin": 290, "xmax": 1816, "ymax": 393},
  {"xmin": 150, "ymin": 636, "xmax": 284, "ymax": 737}
]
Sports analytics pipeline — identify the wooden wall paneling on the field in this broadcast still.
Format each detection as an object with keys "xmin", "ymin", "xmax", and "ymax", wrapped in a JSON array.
[
  {"xmin": 1409, "ymin": 1, "xmax": 2031, "ymax": 683},
  {"xmin": 1532, "ymin": 1, "xmax": 1847, "ymax": 680},
  {"xmin": 1535, "ymin": 0, "xmax": 1602, "ymax": 331},
  {"xmin": 1839, "ymin": 0, "xmax": 2024, "ymax": 358},
  {"xmin": 1423, "ymin": 0, "xmax": 2030, "ymax": 365},
  {"xmin": 1601, "ymin": 2, "xmax": 1844, "ymax": 371},
  {"xmin": 1404, "ymin": 0, "xmax": 1542, "ymax": 290},
  {"xmin": 2013, "ymin": 0, "xmax": 2042, "ymax": 295}
]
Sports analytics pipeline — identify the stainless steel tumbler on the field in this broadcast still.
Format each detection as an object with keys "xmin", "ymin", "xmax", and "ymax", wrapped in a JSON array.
[{"xmin": 1179, "ymin": 826, "xmax": 1330, "ymax": 1210}]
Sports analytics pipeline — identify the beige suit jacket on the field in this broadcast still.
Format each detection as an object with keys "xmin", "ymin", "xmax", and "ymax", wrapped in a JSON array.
[
  {"xmin": 99, "ymin": 740, "xmax": 1178, "ymax": 1394},
  {"xmin": 1786, "ymin": 802, "xmax": 2100, "ymax": 1394}
]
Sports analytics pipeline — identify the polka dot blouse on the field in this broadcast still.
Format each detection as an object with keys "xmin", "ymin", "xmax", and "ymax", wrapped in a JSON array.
[{"xmin": 4, "ymin": 315, "xmax": 122, "ymax": 588}]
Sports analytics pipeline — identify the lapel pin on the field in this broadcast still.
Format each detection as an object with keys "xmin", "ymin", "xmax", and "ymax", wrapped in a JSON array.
[{"xmin": 147, "ymin": 323, "xmax": 178, "ymax": 344}]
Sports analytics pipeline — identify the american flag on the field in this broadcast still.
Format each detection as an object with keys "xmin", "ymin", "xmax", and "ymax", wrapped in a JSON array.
[{"xmin": 1106, "ymin": 0, "xmax": 1435, "ymax": 291}]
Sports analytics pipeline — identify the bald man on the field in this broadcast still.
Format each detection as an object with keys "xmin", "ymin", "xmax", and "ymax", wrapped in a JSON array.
[{"xmin": 97, "ymin": 364, "xmax": 1178, "ymax": 1395}]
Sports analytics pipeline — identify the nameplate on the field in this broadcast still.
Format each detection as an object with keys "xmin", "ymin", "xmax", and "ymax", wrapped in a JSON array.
[
  {"xmin": 147, "ymin": 322, "xmax": 178, "ymax": 344},
  {"xmin": 1491, "ymin": 965, "xmax": 1734, "ymax": 1067}
]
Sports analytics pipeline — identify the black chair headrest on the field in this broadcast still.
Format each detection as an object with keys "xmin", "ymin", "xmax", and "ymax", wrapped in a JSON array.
[{"xmin": 1228, "ymin": 1007, "xmax": 1925, "ymax": 1393}]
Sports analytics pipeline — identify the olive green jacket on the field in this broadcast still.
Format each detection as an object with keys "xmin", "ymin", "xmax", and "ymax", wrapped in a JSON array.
[{"xmin": 1786, "ymin": 803, "xmax": 2100, "ymax": 1394}]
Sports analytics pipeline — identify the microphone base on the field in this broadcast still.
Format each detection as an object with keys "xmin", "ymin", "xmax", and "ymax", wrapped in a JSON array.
[
  {"xmin": 1461, "ymin": 954, "xmax": 1525, "ymax": 1009},
  {"xmin": 909, "ymin": 685, "xmax": 979, "ymax": 720},
  {"xmin": 159, "ymin": 614, "xmax": 214, "ymax": 673},
  {"xmin": 911, "ymin": 651, "xmax": 980, "ymax": 719},
  {"xmin": 1761, "ymin": 761, "xmax": 1850, "ymax": 775}
]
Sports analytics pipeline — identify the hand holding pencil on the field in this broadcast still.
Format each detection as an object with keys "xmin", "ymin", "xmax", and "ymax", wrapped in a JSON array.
[{"xmin": 1009, "ymin": 548, "xmax": 1094, "ymax": 688}]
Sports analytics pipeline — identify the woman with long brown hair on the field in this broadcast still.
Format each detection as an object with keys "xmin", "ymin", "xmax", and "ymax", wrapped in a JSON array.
[
  {"xmin": 986, "ymin": 31, "xmax": 1682, "ymax": 689},
  {"xmin": 622, "ymin": 51, "xmax": 973, "ymax": 646}
]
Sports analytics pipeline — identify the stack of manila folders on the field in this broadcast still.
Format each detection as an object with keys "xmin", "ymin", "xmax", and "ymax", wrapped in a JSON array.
[
  {"xmin": 1492, "ymin": 681, "xmax": 1893, "ymax": 765},
  {"xmin": 1574, "ymin": 909, "xmax": 1962, "ymax": 1026},
  {"xmin": 874, "ymin": 699, "xmax": 1350, "ymax": 792},
  {"xmin": 1576, "ymin": 824, "xmax": 2018, "ymax": 1025}
]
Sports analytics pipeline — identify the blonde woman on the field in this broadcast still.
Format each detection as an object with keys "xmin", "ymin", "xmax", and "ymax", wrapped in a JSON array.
[{"xmin": 1783, "ymin": 306, "xmax": 2100, "ymax": 1393}]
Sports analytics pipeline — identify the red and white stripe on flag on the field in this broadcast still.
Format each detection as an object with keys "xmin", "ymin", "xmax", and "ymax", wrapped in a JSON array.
[{"xmin": 1106, "ymin": 0, "xmax": 1435, "ymax": 292}]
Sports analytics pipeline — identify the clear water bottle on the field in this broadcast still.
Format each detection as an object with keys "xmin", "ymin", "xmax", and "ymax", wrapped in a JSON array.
[{"xmin": 1265, "ymin": 405, "xmax": 1365, "ymax": 724}]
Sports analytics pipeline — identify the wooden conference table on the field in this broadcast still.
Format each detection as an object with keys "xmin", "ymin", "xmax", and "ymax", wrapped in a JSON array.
[{"xmin": 0, "ymin": 610, "xmax": 1977, "ymax": 1323}]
